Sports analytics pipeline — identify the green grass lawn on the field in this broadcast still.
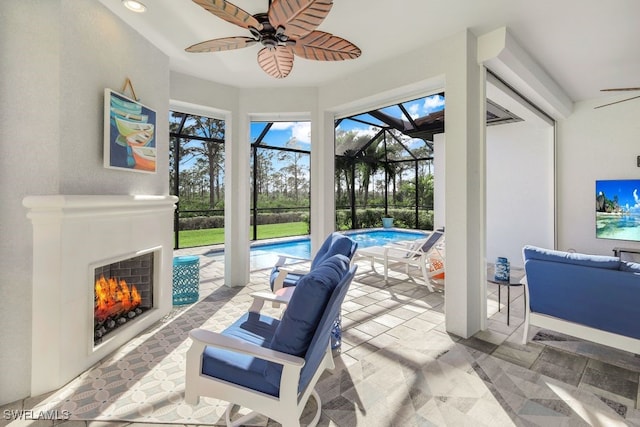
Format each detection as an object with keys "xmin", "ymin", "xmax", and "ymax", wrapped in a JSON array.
[{"xmin": 177, "ymin": 222, "xmax": 308, "ymax": 248}]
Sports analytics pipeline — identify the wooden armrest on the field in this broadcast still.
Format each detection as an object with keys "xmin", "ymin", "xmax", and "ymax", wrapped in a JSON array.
[
  {"xmin": 188, "ymin": 328, "xmax": 304, "ymax": 366},
  {"xmin": 274, "ymin": 254, "xmax": 312, "ymax": 267},
  {"xmin": 248, "ymin": 289, "xmax": 295, "ymax": 312},
  {"xmin": 272, "ymin": 266, "xmax": 309, "ymax": 293},
  {"xmin": 278, "ymin": 266, "xmax": 311, "ymax": 276}
]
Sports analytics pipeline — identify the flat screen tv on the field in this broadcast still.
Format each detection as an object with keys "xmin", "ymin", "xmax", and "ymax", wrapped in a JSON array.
[{"xmin": 596, "ymin": 179, "xmax": 640, "ymax": 242}]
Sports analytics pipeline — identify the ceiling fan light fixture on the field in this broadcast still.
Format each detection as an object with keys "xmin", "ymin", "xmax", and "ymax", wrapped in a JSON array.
[{"xmin": 122, "ymin": 0, "xmax": 147, "ymax": 13}]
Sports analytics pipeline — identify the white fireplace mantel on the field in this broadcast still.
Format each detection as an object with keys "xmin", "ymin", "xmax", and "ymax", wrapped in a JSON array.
[{"xmin": 24, "ymin": 194, "xmax": 178, "ymax": 395}]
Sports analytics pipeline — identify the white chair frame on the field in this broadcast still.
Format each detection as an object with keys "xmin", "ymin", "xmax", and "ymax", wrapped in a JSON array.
[{"xmin": 185, "ymin": 288, "xmax": 336, "ymax": 427}]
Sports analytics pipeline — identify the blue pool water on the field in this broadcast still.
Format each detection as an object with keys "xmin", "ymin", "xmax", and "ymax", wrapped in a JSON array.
[
  {"xmin": 248, "ymin": 229, "xmax": 427, "ymax": 270},
  {"xmin": 206, "ymin": 229, "xmax": 428, "ymax": 271}
]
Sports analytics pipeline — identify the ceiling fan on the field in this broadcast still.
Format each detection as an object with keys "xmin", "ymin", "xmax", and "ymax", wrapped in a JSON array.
[
  {"xmin": 594, "ymin": 87, "xmax": 640, "ymax": 109},
  {"xmin": 186, "ymin": 0, "xmax": 361, "ymax": 79}
]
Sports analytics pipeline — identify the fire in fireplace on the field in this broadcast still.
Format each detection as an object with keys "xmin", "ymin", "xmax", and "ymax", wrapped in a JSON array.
[{"xmin": 94, "ymin": 251, "xmax": 154, "ymax": 345}]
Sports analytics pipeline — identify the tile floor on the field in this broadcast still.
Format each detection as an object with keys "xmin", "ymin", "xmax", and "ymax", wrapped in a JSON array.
[{"xmin": 3, "ymin": 248, "xmax": 640, "ymax": 426}]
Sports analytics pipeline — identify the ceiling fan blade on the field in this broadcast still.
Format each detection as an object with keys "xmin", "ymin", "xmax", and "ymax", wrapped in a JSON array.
[
  {"xmin": 257, "ymin": 46, "xmax": 294, "ymax": 78},
  {"xmin": 294, "ymin": 31, "xmax": 361, "ymax": 61},
  {"xmin": 594, "ymin": 94, "xmax": 640, "ymax": 109},
  {"xmin": 192, "ymin": 0, "xmax": 262, "ymax": 31},
  {"xmin": 186, "ymin": 36, "xmax": 257, "ymax": 53},
  {"xmin": 601, "ymin": 87, "xmax": 640, "ymax": 92},
  {"xmin": 268, "ymin": 0, "xmax": 333, "ymax": 39}
]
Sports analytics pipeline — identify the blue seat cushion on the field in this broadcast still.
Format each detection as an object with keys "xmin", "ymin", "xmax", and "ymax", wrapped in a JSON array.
[
  {"xmin": 201, "ymin": 312, "xmax": 280, "ymax": 397},
  {"xmin": 264, "ymin": 254, "xmax": 349, "ymax": 388},
  {"xmin": 523, "ymin": 245, "xmax": 620, "ymax": 270}
]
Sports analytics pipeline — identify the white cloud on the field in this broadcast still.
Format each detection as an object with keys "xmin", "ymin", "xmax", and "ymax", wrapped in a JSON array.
[
  {"xmin": 634, "ymin": 189, "xmax": 640, "ymax": 206},
  {"xmin": 270, "ymin": 122, "xmax": 294, "ymax": 130},
  {"xmin": 336, "ymin": 124, "xmax": 378, "ymax": 138},
  {"xmin": 408, "ymin": 104, "xmax": 420, "ymax": 119},
  {"xmin": 291, "ymin": 122, "xmax": 311, "ymax": 144},
  {"xmin": 422, "ymin": 95, "xmax": 445, "ymax": 114}
]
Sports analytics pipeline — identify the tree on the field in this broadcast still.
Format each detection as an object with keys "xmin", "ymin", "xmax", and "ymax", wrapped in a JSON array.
[
  {"xmin": 277, "ymin": 137, "xmax": 309, "ymax": 203},
  {"xmin": 171, "ymin": 114, "xmax": 225, "ymax": 209}
]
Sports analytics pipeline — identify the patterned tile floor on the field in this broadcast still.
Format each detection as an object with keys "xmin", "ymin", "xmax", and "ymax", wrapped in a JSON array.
[{"xmin": 3, "ymin": 247, "xmax": 640, "ymax": 426}]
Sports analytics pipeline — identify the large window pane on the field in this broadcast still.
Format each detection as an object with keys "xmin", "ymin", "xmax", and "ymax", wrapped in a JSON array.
[
  {"xmin": 251, "ymin": 121, "xmax": 311, "ymax": 241},
  {"xmin": 170, "ymin": 111, "xmax": 225, "ymax": 249}
]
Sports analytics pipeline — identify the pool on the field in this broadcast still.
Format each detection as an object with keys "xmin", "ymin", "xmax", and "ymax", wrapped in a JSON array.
[{"xmin": 208, "ymin": 229, "xmax": 428, "ymax": 271}]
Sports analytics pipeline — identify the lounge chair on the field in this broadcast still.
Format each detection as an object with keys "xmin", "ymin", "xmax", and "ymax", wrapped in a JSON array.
[
  {"xmin": 269, "ymin": 232, "xmax": 358, "ymax": 292},
  {"xmin": 185, "ymin": 254, "xmax": 357, "ymax": 427},
  {"xmin": 354, "ymin": 229, "xmax": 444, "ymax": 291}
]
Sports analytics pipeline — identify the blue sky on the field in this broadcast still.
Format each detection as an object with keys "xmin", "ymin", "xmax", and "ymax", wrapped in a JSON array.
[
  {"xmin": 251, "ymin": 121, "xmax": 311, "ymax": 151},
  {"xmin": 336, "ymin": 93, "xmax": 445, "ymax": 137},
  {"xmin": 175, "ymin": 93, "xmax": 445, "ymax": 173},
  {"xmin": 596, "ymin": 179, "xmax": 640, "ymax": 212}
]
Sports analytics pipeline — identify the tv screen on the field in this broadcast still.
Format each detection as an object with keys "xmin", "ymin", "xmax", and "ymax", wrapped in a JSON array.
[{"xmin": 596, "ymin": 179, "xmax": 640, "ymax": 241}]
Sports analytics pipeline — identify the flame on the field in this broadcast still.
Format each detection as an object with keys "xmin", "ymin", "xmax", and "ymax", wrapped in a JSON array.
[{"xmin": 94, "ymin": 275, "xmax": 141, "ymax": 322}]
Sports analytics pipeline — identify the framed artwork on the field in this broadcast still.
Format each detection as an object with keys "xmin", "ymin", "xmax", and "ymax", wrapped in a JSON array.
[{"xmin": 104, "ymin": 88, "xmax": 157, "ymax": 173}]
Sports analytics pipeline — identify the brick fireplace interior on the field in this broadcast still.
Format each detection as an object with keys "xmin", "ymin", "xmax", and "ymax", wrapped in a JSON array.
[{"xmin": 93, "ymin": 250, "xmax": 156, "ymax": 346}]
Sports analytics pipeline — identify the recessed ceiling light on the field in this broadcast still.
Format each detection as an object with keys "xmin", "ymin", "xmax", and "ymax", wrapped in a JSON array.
[{"xmin": 122, "ymin": 0, "xmax": 146, "ymax": 13}]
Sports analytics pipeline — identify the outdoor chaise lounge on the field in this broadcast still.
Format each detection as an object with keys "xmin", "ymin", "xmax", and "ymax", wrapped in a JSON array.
[{"xmin": 354, "ymin": 229, "xmax": 444, "ymax": 291}]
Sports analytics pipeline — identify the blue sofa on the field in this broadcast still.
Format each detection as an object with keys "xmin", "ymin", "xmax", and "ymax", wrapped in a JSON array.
[{"xmin": 522, "ymin": 245, "xmax": 640, "ymax": 354}]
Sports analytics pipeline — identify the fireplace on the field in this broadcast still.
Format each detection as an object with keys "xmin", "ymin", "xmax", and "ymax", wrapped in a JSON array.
[
  {"xmin": 24, "ymin": 195, "xmax": 177, "ymax": 395},
  {"xmin": 93, "ymin": 250, "xmax": 156, "ymax": 346}
]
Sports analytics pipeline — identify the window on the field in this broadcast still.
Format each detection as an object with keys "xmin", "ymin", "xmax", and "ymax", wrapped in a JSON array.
[{"xmin": 170, "ymin": 111, "xmax": 225, "ymax": 248}]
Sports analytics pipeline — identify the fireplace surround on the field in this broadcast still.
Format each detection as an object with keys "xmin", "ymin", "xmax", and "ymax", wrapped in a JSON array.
[{"xmin": 23, "ymin": 195, "xmax": 178, "ymax": 395}]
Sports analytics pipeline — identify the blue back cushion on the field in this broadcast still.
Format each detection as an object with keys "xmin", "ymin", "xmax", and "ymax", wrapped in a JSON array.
[
  {"xmin": 311, "ymin": 233, "xmax": 357, "ymax": 269},
  {"xmin": 264, "ymin": 254, "xmax": 350, "ymax": 387},
  {"xmin": 522, "ymin": 245, "xmax": 620, "ymax": 269},
  {"xmin": 298, "ymin": 265, "xmax": 356, "ymax": 393}
]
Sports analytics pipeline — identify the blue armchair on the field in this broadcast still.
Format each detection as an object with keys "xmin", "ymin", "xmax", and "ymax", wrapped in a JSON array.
[
  {"xmin": 269, "ymin": 232, "xmax": 358, "ymax": 292},
  {"xmin": 185, "ymin": 254, "xmax": 357, "ymax": 427}
]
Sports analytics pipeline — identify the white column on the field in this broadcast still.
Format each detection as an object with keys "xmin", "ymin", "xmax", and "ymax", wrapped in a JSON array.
[
  {"xmin": 444, "ymin": 30, "xmax": 487, "ymax": 337},
  {"xmin": 310, "ymin": 110, "xmax": 337, "ymax": 254},
  {"xmin": 224, "ymin": 112, "xmax": 250, "ymax": 287},
  {"xmin": 433, "ymin": 133, "xmax": 446, "ymax": 231}
]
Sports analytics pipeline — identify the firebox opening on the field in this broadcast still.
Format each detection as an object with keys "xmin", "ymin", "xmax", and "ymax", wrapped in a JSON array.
[{"xmin": 93, "ymin": 250, "xmax": 155, "ymax": 346}]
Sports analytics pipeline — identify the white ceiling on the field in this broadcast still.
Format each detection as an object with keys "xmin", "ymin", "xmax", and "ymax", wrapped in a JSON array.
[{"xmin": 98, "ymin": 0, "xmax": 640, "ymax": 103}]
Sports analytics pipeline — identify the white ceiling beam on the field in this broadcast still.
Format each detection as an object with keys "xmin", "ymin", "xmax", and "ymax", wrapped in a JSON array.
[{"xmin": 478, "ymin": 27, "xmax": 573, "ymax": 120}]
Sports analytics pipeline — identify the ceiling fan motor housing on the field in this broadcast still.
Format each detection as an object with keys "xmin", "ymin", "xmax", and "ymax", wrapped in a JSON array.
[{"xmin": 251, "ymin": 13, "xmax": 294, "ymax": 50}]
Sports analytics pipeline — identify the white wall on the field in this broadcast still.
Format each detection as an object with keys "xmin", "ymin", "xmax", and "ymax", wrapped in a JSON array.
[
  {"xmin": 0, "ymin": 0, "xmax": 169, "ymax": 404},
  {"xmin": 433, "ymin": 114, "xmax": 554, "ymax": 271},
  {"xmin": 433, "ymin": 134, "xmax": 446, "ymax": 230},
  {"xmin": 486, "ymin": 121, "xmax": 554, "ymax": 267},
  {"xmin": 557, "ymin": 96, "xmax": 640, "ymax": 255}
]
